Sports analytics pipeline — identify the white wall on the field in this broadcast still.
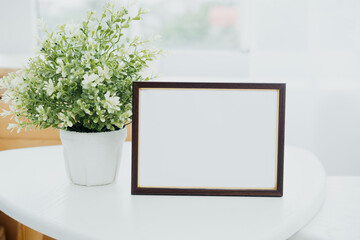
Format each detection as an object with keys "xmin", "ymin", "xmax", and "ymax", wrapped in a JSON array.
[
  {"xmin": 250, "ymin": 0, "xmax": 360, "ymax": 175},
  {"xmin": 0, "ymin": 0, "xmax": 37, "ymax": 67}
]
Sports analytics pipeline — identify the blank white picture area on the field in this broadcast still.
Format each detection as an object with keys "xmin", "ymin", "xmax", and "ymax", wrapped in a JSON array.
[{"xmin": 138, "ymin": 88, "xmax": 279, "ymax": 189}]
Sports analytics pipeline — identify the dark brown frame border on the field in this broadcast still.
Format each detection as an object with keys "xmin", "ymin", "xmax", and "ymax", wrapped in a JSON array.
[{"xmin": 132, "ymin": 82, "xmax": 286, "ymax": 197}]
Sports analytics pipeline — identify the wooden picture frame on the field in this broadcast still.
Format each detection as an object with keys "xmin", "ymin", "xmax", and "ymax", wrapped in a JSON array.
[{"xmin": 132, "ymin": 82, "xmax": 286, "ymax": 197}]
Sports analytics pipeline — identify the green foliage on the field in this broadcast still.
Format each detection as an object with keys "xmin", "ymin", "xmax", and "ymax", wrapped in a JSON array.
[{"xmin": 0, "ymin": 2, "xmax": 161, "ymax": 133}]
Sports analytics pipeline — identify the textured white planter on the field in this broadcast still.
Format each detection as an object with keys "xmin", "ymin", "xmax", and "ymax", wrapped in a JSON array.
[{"xmin": 60, "ymin": 128, "xmax": 127, "ymax": 186}]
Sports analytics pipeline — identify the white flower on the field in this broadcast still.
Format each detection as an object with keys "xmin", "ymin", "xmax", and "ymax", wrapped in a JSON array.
[
  {"xmin": 104, "ymin": 91, "xmax": 121, "ymax": 113},
  {"xmin": 118, "ymin": 61, "xmax": 125, "ymax": 69},
  {"xmin": 9, "ymin": 104, "xmax": 16, "ymax": 112},
  {"xmin": 81, "ymin": 73, "xmax": 103, "ymax": 89},
  {"xmin": 44, "ymin": 79, "xmax": 55, "ymax": 96},
  {"xmin": 81, "ymin": 51, "xmax": 93, "ymax": 68},
  {"xmin": 36, "ymin": 105, "xmax": 47, "ymax": 121},
  {"xmin": 98, "ymin": 65, "xmax": 111, "ymax": 79},
  {"xmin": 11, "ymin": 75, "xmax": 23, "ymax": 87},
  {"xmin": 0, "ymin": 109, "xmax": 11, "ymax": 117},
  {"xmin": 105, "ymin": 91, "xmax": 120, "ymax": 106},
  {"xmin": 122, "ymin": 110, "xmax": 132, "ymax": 118},
  {"xmin": 88, "ymin": 37, "xmax": 97, "ymax": 48},
  {"xmin": 7, "ymin": 123, "xmax": 19, "ymax": 132},
  {"xmin": 55, "ymin": 58, "xmax": 67, "ymax": 77},
  {"xmin": 56, "ymin": 92, "xmax": 63, "ymax": 99},
  {"xmin": 56, "ymin": 78, "xmax": 63, "ymax": 88},
  {"xmin": 56, "ymin": 58, "xmax": 64, "ymax": 66},
  {"xmin": 36, "ymin": 105, "xmax": 44, "ymax": 114},
  {"xmin": 65, "ymin": 24, "xmax": 81, "ymax": 38},
  {"xmin": 58, "ymin": 113, "xmax": 73, "ymax": 127},
  {"xmin": 2, "ymin": 89, "xmax": 17, "ymax": 103}
]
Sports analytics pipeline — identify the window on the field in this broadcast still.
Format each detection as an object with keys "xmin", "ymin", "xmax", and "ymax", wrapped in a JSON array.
[{"xmin": 37, "ymin": 0, "xmax": 250, "ymax": 79}]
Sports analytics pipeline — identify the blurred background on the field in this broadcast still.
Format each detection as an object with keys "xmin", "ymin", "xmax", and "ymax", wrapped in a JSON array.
[{"xmin": 1, "ymin": 0, "xmax": 360, "ymax": 175}]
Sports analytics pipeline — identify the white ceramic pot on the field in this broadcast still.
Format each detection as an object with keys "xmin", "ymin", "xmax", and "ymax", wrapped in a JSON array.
[{"xmin": 59, "ymin": 128, "xmax": 127, "ymax": 186}]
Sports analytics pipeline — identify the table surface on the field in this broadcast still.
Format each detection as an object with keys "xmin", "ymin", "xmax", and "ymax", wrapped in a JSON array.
[
  {"xmin": 290, "ymin": 176, "xmax": 360, "ymax": 240},
  {"xmin": 0, "ymin": 143, "xmax": 326, "ymax": 240}
]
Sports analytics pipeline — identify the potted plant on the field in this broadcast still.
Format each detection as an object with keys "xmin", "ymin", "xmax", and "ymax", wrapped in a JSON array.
[{"xmin": 0, "ymin": 2, "xmax": 161, "ymax": 186}]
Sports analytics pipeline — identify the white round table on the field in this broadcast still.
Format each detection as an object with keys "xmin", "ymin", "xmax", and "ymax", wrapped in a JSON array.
[{"xmin": 0, "ymin": 143, "xmax": 325, "ymax": 240}]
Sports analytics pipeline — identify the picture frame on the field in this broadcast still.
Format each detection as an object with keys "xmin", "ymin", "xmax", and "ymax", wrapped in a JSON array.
[{"xmin": 131, "ymin": 82, "xmax": 286, "ymax": 197}]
